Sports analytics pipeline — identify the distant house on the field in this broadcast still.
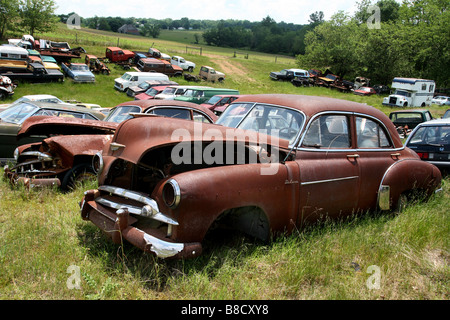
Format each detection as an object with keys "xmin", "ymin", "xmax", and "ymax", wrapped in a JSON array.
[{"xmin": 118, "ymin": 24, "xmax": 140, "ymax": 36}]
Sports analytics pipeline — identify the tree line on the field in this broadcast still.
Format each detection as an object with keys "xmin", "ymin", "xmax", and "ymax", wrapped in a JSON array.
[
  {"xmin": 298, "ymin": 0, "xmax": 449, "ymax": 87},
  {"xmin": 1, "ymin": 0, "xmax": 447, "ymax": 87},
  {"xmin": 0, "ymin": 0, "xmax": 58, "ymax": 39}
]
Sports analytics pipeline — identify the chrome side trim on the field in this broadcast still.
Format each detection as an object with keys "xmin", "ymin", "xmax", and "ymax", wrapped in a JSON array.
[{"xmin": 301, "ymin": 175, "xmax": 359, "ymax": 186}]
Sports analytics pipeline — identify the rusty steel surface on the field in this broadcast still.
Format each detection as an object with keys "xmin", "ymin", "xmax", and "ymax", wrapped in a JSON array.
[
  {"xmin": 75, "ymin": 94, "xmax": 442, "ymax": 259},
  {"xmin": 18, "ymin": 116, "xmax": 118, "ymax": 138}
]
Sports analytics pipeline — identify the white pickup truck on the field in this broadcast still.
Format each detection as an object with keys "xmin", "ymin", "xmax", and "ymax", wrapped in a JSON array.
[{"xmin": 170, "ymin": 56, "xmax": 196, "ymax": 72}]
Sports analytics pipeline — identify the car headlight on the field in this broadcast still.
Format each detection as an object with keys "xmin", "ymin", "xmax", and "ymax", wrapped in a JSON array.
[
  {"xmin": 13, "ymin": 148, "xmax": 19, "ymax": 161},
  {"xmin": 92, "ymin": 151, "xmax": 104, "ymax": 174},
  {"xmin": 163, "ymin": 179, "xmax": 181, "ymax": 208}
]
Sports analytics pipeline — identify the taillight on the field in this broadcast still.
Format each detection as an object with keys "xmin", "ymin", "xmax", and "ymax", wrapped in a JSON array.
[{"xmin": 417, "ymin": 152, "xmax": 429, "ymax": 159}]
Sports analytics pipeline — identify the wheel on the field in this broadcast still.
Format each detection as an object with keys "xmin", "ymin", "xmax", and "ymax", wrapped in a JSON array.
[
  {"xmin": 0, "ymin": 91, "xmax": 6, "ymax": 100},
  {"xmin": 188, "ymin": 67, "xmax": 193, "ymax": 72},
  {"xmin": 403, "ymin": 102, "xmax": 408, "ymax": 107},
  {"xmin": 61, "ymin": 163, "xmax": 96, "ymax": 191}
]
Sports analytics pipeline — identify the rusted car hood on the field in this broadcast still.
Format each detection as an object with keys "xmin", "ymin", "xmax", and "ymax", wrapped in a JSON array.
[
  {"xmin": 45, "ymin": 134, "xmax": 114, "ymax": 157},
  {"xmin": 111, "ymin": 117, "xmax": 290, "ymax": 164},
  {"xmin": 17, "ymin": 116, "xmax": 118, "ymax": 138}
]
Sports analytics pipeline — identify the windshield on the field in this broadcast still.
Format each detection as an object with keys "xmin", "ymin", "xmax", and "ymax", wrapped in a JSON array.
[
  {"xmin": 138, "ymin": 82, "xmax": 151, "ymax": 89},
  {"xmin": 145, "ymin": 88, "xmax": 159, "ymax": 96},
  {"xmin": 205, "ymin": 95, "xmax": 222, "ymax": 105},
  {"xmin": 0, "ymin": 102, "xmax": 40, "ymax": 124},
  {"xmin": 121, "ymin": 73, "xmax": 132, "ymax": 81},
  {"xmin": 395, "ymin": 90, "xmax": 411, "ymax": 97},
  {"xmin": 104, "ymin": 105, "xmax": 141, "ymax": 123},
  {"xmin": 160, "ymin": 87, "xmax": 178, "ymax": 95},
  {"xmin": 409, "ymin": 125, "xmax": 450, "ymax": 146},
  {"xmin": 216, "ymin": 103, "xmax": 305, "ymax": 145}
]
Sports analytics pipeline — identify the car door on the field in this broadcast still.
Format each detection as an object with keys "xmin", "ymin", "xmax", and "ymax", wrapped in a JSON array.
[
  {"xmin": 296, "ymin": 113, "xmax": 360, "ymax": 225},
  {"xmin": 353, "ymin": 115, "xmax": 399, "ymax": 210}
]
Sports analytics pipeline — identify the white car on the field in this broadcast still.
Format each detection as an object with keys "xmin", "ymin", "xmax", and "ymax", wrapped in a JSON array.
[{"xmin": 431, "ymin": 96, "xmax": 450, "ymax": 105}]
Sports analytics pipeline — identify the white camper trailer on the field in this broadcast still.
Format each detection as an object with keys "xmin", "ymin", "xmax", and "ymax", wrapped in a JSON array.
[{"xmin": 382, "ymin": 78, "xmax": 435, "ymax": 107}]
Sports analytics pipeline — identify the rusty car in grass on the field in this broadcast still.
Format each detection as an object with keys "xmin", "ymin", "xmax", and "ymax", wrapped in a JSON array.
[
  {"xmin": 4, "ymin": 100, "xmax": 217, "ymax": 190},
  {"xmin": 79, "ymin": 94, "xmax": 442, "ymax": 259}
]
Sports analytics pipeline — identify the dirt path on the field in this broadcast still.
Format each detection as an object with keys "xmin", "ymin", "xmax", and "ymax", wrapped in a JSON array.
[{"xmin": 203, "ymin": 53, "xmax": 256, "ymax": 83}]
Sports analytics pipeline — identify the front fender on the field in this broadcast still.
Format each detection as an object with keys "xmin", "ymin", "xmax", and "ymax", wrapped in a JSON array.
[
  {"xmin": 378, "ymin": 159, "xmax": 441, "ymax": 210},
  {"xmin": 156, "ymin": 163, "xmax": 294, "ymax": 243}
]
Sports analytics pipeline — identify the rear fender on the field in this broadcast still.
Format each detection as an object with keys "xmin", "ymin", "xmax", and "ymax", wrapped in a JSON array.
[{"xmin": 378, "ymin": 159, "xmax": 441, "ymax": 210}]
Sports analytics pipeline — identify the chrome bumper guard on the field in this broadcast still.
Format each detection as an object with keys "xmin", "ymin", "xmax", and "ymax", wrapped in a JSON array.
[{"xmin": 95, "ymin": 185, "xmax": 179, "ymax": 226}]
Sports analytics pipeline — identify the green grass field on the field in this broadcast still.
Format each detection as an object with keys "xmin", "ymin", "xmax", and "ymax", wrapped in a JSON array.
[{"xmin": 0, "ymin": 23, "xmax": 448, "ymax": 301}]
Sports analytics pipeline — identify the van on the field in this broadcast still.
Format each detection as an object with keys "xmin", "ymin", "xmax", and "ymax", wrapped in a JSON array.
[
  {"xmin": 174, "ymin": 87, "xmax": 240, "ymax": 104},
  {"xmin": 155, "ymin": 85, "xmax": 204, "ymax": 100},
  {"xmin": 114, "ymin": 72, "xmax": 169, "ymax": 92}
]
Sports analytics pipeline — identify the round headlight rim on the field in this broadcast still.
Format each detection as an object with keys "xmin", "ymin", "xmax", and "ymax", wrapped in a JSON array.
[
  {"xmin": 13, "ymin": 147, "xmax": 19, "ymax": 161},
  {"xmin": 92, "ymin": 151, "xmax": 104, "ymax": 174},
  {"xmin": 163, "ymin": 178, "xmax": 181, "ymax": 209}
]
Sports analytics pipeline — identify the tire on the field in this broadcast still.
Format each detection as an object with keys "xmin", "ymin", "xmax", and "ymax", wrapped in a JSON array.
[
  {"xmin": 188, "ymin": 67, "xmax": 193, "ymax": 73},
  {"xmin": 61, "ymin": 163, "xmax": 96, "ymax": 191}
]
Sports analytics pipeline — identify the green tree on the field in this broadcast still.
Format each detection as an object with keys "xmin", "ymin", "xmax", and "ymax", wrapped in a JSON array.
[
  {"xmin": 0, "ymin": 0, "xmax": 20, "ymax": 39},
  {"xmin": 141, "ymin": 23, "xmax": 161, "ymax": 38},
  {"xmin": 298, "ymin": 11, "xmax": 360, "ymax": 78},
  {"xmin": 19, "ymin": 0, "xmax": 58, "ymax": 36}
]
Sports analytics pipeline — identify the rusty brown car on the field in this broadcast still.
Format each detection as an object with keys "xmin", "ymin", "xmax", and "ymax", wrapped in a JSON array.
[
  {"xmin": 79, "ymin": 94, "xmax": 442, "ymax": 259},
  {"xmin": 4, "ymin": 100, "xmax": 217, "ymax": 190}
]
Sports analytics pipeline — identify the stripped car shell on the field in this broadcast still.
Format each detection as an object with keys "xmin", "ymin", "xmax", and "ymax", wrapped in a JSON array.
[{"xmin": 79, "ymin": 94, "xmax": 442, "ymax": 259}]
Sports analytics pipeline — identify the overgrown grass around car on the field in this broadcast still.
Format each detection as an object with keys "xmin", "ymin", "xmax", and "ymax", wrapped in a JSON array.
[
  {"xmin": 0, "ymin": 170, "xmax": 448, "ymax": 300},
  {"xmin": 0, "ymin": 24, "xmax": 448, "ymax": 301}
]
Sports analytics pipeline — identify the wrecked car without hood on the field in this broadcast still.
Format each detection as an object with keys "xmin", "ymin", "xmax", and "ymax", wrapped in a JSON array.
[
  {"xmin": 4, "ymin": 100, "xmax": 217, "ymax": 190},
  {"xmin": 79, "ymin": 94, "xmax": 442, "ymax": 259}
]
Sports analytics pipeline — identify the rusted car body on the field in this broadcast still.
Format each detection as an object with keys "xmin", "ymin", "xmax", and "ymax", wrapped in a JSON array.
[
  {"xmin": 4, "ymin": 100, "xmax": 217, "ymax": 190},
  {"xmin": 79, "ymin": 94, "xmax": 442, "ymax": 259}
]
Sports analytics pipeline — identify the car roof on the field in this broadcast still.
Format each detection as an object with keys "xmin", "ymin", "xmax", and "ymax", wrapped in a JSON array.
[
  {"xmin": 29, "ymin": 101, "xmax": 105, "ymax": 119},
  {"xmin": 415, "ymin": 118, "xmax": 450, "ymax": 126},
  {"xmin": 390, "ymin": 109, "xmax": 430, "ymax": 114},
  {"xmin": 114, "ymin": 99, "xmax": 217, "ymax": 120}
]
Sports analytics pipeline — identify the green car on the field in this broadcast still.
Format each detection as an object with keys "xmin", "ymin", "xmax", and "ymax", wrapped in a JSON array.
[{"xmin": 0, "ymin": 101, "xmax": 105, "ymax": 163}]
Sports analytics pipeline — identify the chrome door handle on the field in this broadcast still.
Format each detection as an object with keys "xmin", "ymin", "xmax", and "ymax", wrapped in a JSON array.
[{"xmin": 347, "ymin": 154, "xmax": 360, "ymax": 158}]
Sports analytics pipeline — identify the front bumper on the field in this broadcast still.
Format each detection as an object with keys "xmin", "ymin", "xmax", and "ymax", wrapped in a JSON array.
[
  {"xmin": 3, "ymin": 165, "xmax": 61, "ymax": 188},
  {"xmin": 80, "ymin": 187, "xmax": 202, "ymax": 259}
]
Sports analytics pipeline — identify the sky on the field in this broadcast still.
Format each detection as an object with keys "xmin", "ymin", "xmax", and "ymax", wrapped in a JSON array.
[{"xmin": 53, "ymin": 0, "xmax": 360, "ymax": 25}]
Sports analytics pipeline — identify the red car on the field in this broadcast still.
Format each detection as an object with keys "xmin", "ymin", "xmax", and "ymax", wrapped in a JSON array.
[
  {"xmin": 199, "ymin": 94, "xmax": 240, "ymax": 115},
  {"xmin": 134, "ymin": 85, "xmax": 173, "ymax": 100},
  {"xmin": 79, "ymin": 94, "xmax": 442, "ymax": 259},
  {"xmin": 354, "ymin": 86, "xmax": 377, "ymax": 96}
]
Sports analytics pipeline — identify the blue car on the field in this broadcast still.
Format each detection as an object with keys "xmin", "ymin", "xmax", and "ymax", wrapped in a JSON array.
[{"xmin": 61, "ymin": 62, "xmax": 95, "ymax": 83}]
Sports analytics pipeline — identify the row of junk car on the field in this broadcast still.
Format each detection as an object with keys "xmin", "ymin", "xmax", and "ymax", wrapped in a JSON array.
[{"xmin": 0, "ymin": 36, "xmax": 448, "ymax": 259}]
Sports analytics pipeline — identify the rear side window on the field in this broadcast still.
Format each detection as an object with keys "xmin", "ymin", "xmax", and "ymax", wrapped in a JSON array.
[
  {"xmin": 302, "ymin": 115, "xmax": 350, "ymax": 149},
  {"xmin": 356, "ymin": 117, "xmax": 391, "ymax": 148}
]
